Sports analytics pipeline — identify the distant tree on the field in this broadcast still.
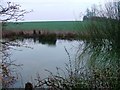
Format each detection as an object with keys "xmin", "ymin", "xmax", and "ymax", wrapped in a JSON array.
[
  {"xmin": 91, "ymin": 4, "xmax": 98, "ymax": 16},
  {"xmin": 83, "ymin": 1, "xmax": 120, "ymax": 21},
  {"xmin": 104, "ymin": 1, "xmax": 120, "ymax": 20},
  {"xmin": 118, "ymin": 1, "xmax": 120, "ymax": 20},
  {"xmin": 83, "ymin": 7, "xmax": 96, "ymax": 21},
  {"xmin": 86, "ymin": 8, "xmax": 94, "ymax": 18},
  {"xmin": 83, "ymin": 15, "xmax": 88, "ymax": 21}
]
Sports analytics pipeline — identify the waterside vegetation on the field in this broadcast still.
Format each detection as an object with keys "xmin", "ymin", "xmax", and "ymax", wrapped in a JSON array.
[{"xmin": 1, "ymin": 0, "xmax": 120, "ymax": 89}]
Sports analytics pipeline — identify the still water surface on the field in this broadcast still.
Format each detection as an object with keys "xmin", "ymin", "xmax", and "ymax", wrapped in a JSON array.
[{"xmin": 9, "ymin": 39, "xmax": 82, "ymax": 87}]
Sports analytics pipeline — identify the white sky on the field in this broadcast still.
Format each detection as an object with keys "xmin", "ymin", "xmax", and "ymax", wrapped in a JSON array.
[{"xmin": 3, "ymin": 0, "xmax": 109, "ymax": 21}]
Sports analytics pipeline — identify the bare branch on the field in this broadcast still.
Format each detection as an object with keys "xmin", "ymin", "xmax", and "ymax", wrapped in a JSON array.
[{"xmin": 0, "ymin": 2, "xmax": 32, "ymax": 21}]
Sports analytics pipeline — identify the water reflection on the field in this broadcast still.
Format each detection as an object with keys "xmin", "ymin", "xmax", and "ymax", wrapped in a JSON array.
[
  {"xmin": 33, "ymin": 37, "xmax": 120, "ymax": 89},
  {"xmin": 2, "ymin": 35, "xmax": 120, "ymax": 89},
  {"xmin": 4, "ymin": 34, "xmax": 79, "ymax": 47},
  {"xmin": 5, "ymin": 38, "xmax": 80, "ymax": 88}
]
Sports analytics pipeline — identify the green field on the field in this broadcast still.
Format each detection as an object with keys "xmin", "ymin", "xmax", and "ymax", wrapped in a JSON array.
[
  {"xmin": 3, "ymin": 21, "xmax": 88, "ymax": 32},
  {"xmin": 3, "ymin": 20, "xmax": 117, "ymax": 38}
]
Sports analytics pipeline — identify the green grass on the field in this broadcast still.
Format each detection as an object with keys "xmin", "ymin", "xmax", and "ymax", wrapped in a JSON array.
[
  {"xmin": 3, "ymin": 20, "xmax": 119, "ymax": 41},
  {"xmin": 3, "ymin": 21, "xmax": 88, "ymax": 31}
]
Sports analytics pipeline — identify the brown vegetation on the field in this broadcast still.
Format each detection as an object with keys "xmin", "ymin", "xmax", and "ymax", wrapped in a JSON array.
[{"xmin": 2, "ymin": 30, "xmax": 78, "ymax": 40}]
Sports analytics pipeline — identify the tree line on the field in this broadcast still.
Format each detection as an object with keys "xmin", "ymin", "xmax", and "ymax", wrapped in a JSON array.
[{"xmin": 83, "ymin": 1, "xmax": 120, "ymax": 21}]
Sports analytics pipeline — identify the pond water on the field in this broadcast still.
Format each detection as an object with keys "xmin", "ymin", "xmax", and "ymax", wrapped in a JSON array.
[
  {"xmin": 8, "ymin": 39, "xmax": 83, "ymax": 88},
  {"xmin": 2, "ymin": 36, "xmax": 120, "ymax": 89}
]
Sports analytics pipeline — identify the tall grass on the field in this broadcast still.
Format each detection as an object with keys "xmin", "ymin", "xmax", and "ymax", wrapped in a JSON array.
[
  {"xmin": 33, "ymin": 18, "xmax": 120, "ymax": 89},
  {"xmin": 77, "ymin": 19, "xmax": 120, "ymax": 41},
  {"xmin": 34, "ymin": 37, "xmax": 120, "ymax": 89}
]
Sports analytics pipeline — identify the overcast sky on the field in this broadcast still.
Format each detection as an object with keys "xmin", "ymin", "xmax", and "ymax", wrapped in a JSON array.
[{"xmin": 3, "ymin": 0, "xmax": 111, "ymax": 21}]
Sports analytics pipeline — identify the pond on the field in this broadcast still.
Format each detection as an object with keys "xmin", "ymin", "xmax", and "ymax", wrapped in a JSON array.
[
  {"xmin": 5, "ymin": 38, "xmax": 83, "ymax": 88},
  {"xmin": 2, "ymin": 34, "xmax": 120, "ymax": 89}
]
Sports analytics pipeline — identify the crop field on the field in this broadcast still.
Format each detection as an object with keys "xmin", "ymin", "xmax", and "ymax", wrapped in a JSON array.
[
  {"xmin": 3, "ymin": 20, "xmax": 117, "ymax": 39},
  {"xmin": 2, "ymin": 21, "xmax": 88, "ymax": 32}
]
